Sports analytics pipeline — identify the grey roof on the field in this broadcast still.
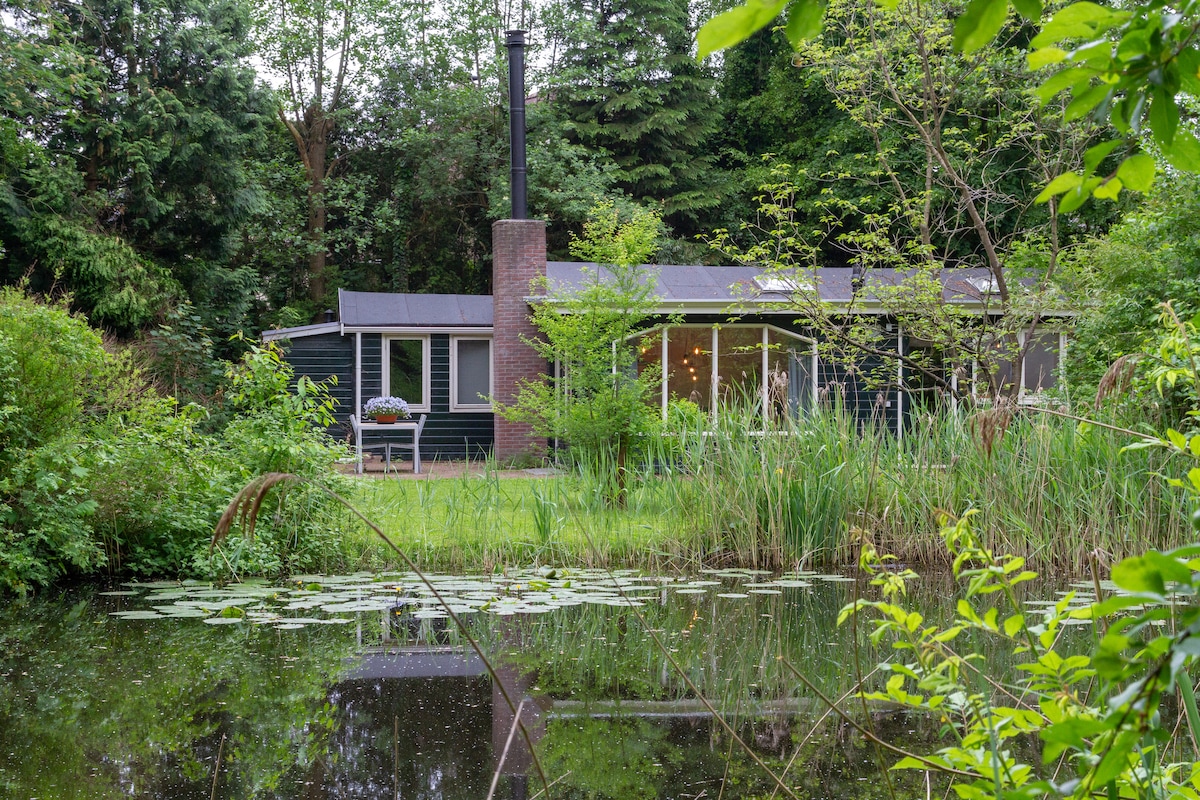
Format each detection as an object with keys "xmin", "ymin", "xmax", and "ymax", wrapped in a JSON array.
[
  {"xmin": 545, "ymin": 263, "xmax": 1000, "ymax": 306},
  {"xmin": 263, "ymin": 265, "xmax": 1008, "ymax": 341},
  {"xmin": 338, "ymin": 289, "xmax": 493, "ymax": 327}
]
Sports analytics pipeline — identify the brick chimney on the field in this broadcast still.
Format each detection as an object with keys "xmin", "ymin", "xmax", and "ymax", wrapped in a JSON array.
[{"xmin": 492, "ymin": 219, "xmax": 547, "ymax": 462}]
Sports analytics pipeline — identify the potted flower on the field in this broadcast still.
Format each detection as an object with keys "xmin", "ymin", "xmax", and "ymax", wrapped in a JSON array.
[{"xmin": 364, "ymin": 396, "xmax": 410, "ymax": 423}]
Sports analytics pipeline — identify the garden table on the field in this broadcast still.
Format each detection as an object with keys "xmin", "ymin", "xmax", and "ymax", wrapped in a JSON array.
[{"xmin": 351, "ymin": 416, "xmax": 423, "ymax": 474}]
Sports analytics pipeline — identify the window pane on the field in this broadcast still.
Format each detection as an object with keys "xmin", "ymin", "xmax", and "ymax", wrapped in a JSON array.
[
  {"xmin": 1023, "ymin": 332, "xmax": 1059, "ymax": 391},
  {"xmin": 457, "ymin": 340, "xmax": 490, "ymax": 405},
  {"xmin": 636, "ymin": 330, "xmax": 663, "ymax": 408},
  {"xmin": 389, "ymin": 339, "xmax": 424, "ymax": 405},
  {"xmin": 666, "ymin": 328, "xmax": 712, "ymax": 410},
  {"xmin": 717, "ymin": 327, "xmax": 764, "ymax": 410},
  {"xmin": 767, "ymin": 329, "xmax": 812, "ymax": 417}
]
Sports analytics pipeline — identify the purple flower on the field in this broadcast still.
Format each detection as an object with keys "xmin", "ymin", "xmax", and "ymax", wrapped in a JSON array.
[{"xmin": 364, "ymin": 396, "xmax": 410, "ymax": 417}]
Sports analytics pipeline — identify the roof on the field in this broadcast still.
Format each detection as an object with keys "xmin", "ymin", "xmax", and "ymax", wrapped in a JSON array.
[
  {"xmin": 339, "ymin": 289, "xmax": 493, "ymax": 327},
  {"xmin": 261, "ymin": 321, "xmax": 340, "ymax": 342},
  {"xmin": 261, "ymin": 264, "xmax": 1023, "ymax": 341},
  {"xmin": 545, "ymin": 263, "xmax": 1002, "ymax": 308}
]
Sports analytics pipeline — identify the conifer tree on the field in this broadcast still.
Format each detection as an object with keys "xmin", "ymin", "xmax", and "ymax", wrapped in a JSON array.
[{"xmin": 546, "ymin": 0, "xmax": 725, "ymax": 237}]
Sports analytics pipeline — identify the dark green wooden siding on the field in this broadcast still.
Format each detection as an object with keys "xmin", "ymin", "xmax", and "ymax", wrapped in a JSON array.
[
  {"xmin": 294, "ymin": 331, "xmax": 495, "ymax": 460},
  {"xmin": 277, "ymin": 333, "xmax": 354, "ymax": 438}
]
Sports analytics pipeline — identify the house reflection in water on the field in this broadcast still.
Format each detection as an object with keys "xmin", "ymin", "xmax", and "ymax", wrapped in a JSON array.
[{"xmin": 316, "ymin": 607, "xmax": 544, "ymax": 800}]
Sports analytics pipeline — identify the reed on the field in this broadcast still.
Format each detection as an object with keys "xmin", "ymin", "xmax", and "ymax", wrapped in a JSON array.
[{"xmin": 335, "ymin": 404, "xmax": 1188, "ymax": 574}]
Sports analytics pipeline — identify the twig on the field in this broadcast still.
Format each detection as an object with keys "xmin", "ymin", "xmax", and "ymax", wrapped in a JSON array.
[
  {"xmin": 210, "ymin": 732, "xmax": 226, "ymax": 800},
  {"xmin": 487, "ymin": 698, "xmax": 528, "ymax": 800}
]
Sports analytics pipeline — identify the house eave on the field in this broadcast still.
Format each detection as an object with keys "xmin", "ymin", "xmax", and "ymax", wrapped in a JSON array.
[
  {"xmin": 341, "ymin": 325, "xmax": 494, "ymax": 335},
  {"xmin": 261, "ymin": 322, "xmax": 341, "ymax": 341}
]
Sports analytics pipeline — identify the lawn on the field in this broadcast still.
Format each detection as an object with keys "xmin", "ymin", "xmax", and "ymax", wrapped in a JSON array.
[{"xmin": 335, "ymin": 472, "xmax": 706, "ymax": 573}]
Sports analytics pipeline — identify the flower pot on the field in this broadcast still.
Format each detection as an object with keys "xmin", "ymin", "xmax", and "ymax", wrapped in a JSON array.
[{"xmin": 373, "ymin": 414, "xmax": 398, "ymax": 424}]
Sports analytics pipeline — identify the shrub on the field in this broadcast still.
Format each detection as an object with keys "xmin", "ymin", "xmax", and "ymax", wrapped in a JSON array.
[{"xmin": 0, "ymin": 290, "xmax": 349, "ymax": 592}]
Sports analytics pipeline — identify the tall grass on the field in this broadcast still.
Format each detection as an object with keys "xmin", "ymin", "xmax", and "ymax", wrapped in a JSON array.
[
  {"xmin": 335, "ymin": 404, "xmax": 1189, "ymax": 574},
  {"xmin": 651, "ymin": 400, "xmax": 1189, "ymax": 571}
]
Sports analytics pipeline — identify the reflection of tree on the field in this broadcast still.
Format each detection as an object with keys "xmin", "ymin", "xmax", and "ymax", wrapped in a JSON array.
[
  {"xmin": 2, "ymin": 576, "xmax": 1064, "ymax": 798},
  {"xmin": 0, "ymin": 589, "xmax": 356, "ymax": 799},
  {"xmin": 540, "ymin": 718, "xmax": 665, "ymax": 800}
]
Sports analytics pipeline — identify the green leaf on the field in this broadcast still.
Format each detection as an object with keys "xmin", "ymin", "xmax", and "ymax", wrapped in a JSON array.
[
  {"xmin": 1162, "ymin": 130, "xmax": 1200, "ymax": 172},
  {"xmin": 1034, "ymin": 66, "xmax": 1092, "ymax": 105},
  {"xmin": 1036, "ymin": 171, "xmax": 1083, "ymax": 202},
  {"xmin": 1027, "ymin": 46, "xmax": 1068, "ymax": 69},
  {"xmin": 1057, "ymin": 178, "xmax": 1100, "ymax": 213},
  {"xmin": 1010, "ymin": 0, "xmax": 1042, "ymax": 21},
  {"xmin": 954, "ymin": 0, "xmax": 1010, "ymax": 53},
  {"xmin": 1112, "ymin": 554, "xmax": 1169, "ymax": 595},
  {"xmin": 1150, "ymin": 87, "xmax": 1180, "ymax": 146},
  {"xmin": 1115, "ymin": 153, "xmax": 1155, "ymax": 192},
  {"xmin": 1177, "ymin": 46, "xmax": 1200, "ymax": 96},
  {"xmin": 1091, "ymin": 729, "xmax": 1139, "ymax": 785},
  {"xmin": 1086, "ymin": 594, "xmax": 1157, "ymax": 617},
  {"xmin": 1064, "ymin": 83, "xmax": 1110, "ymax": 122},
  {"xmin": 1031, "ymin": 2, "xmax": 1126, "ymax": 48},
  {"xmin": 1083, "ymin": 139, "xmax": 1120, "ymax": 173},
  {"xmin": 785, "ymin": 0, "xmax": 826, "ymax": 46},
  {"xmin": 697, "ymin": 0, "xmax": 788, "ymax": 59},
  {"xmin": 1092, "ymin": 177, "xmax": 1122, "ymax": 201}
]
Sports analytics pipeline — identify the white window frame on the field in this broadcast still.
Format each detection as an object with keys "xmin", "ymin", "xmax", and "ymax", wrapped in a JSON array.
[
  {"xmin": 381, "ymin": 335, "xmax": 431, "ymax": 414},
  {"xmin": 450, "ymin": 335, "xmax": 493, "ymax": 411},
  {"xmin": 629, "ymin": 323, "xmax": 818, "ymax": 421}
]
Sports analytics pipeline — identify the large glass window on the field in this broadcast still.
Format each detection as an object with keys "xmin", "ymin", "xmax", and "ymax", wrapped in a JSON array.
[
  {"xmin": 666, "ymin": 328, "xmax": 713, "ymax": 409},
  {"xmin": 384, "ymin": 337, "xmax": 428, "ymax": 411},
  {"xmin": 639, "ymin": 325, "xmax": 814, "ymax": 420},
  {"xmin": 453, "ymin": 338, "xmax": 491, "ymax": 410},
  {"xmin": 768, "ymin": 328, "xmax": 813, "ymax": 416}
]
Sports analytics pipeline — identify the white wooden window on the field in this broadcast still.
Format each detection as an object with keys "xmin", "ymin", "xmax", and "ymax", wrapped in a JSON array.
[
  {"xmin": 382, "ymin": 336, "xmax": 431, "ymax": 413},
  {"xmin": 451, "ymin": 336, "xmax": 492, "ymax": 411}
]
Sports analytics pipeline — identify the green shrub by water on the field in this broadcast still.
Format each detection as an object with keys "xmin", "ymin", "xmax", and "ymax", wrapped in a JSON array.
[{"xmin": 0, "ymin": 289, "xmax": 348, "ymax": 593}]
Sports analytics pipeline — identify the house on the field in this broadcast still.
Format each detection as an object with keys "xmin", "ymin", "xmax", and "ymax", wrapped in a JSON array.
[
  {"xmin": 260, "ymin": 30, "xmax": 1065, "ymax": 462},
  {"xmin": 262, "ymin": 219, "xmax": 1068, "ymax": 462}
]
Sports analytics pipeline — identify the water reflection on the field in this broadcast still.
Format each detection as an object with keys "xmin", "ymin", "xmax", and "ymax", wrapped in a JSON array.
[{"xmin": 0, "ymin": 572, "xmax": 1070, "ymax": 799}]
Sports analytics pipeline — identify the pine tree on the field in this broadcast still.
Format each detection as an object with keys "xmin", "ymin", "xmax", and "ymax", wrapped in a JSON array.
[{"xmin": 546, "ymin": 0, "xmax": 725, "ymax": 237}]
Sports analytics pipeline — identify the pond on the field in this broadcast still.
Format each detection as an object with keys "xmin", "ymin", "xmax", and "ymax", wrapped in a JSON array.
[{"xmin": 0, "ymin": 568, "xmax": 1091, "ymax": 799}]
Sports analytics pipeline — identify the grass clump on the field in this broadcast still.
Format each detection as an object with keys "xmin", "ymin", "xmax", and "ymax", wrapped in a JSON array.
[{"xmin": 339, "ymin": 404, "xmax": 1187, "ymax": 575}]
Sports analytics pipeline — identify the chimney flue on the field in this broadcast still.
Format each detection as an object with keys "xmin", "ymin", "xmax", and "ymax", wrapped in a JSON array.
[{"xmin": 505, "ymin": 30, "xmax": 528, "ymax": 220}]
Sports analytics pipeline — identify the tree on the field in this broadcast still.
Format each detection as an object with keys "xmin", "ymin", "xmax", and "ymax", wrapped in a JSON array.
[
  {"xmin": 0, "ymin": 0, "xmax": 269, "ymax": 334},
  {"xmin": 499, "ymin": 203, "xmax": 664, "ymax": 505},
  {"xmin": 1064, "ymin": 173, "xmax": 1200, "ymax": 419},
  {"xmin": 699, "ymin": 0, "xmax": 1199, "ymax": 206},
  {"xmin": 709, "ymin": 0, "xmax": 1114, "ymax": 400},
  {"xmin": 252, "ymin": 0, "xmax": 403, "ymax": 307},
  {"xmin": 545, "ymin": 0, "xmax": 726, "ymax": 237}
]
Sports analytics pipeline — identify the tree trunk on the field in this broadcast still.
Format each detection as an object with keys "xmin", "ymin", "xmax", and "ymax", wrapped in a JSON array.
[{"xmin": 304, "ymin": 105, "xmax": 333, "ymax": 304}]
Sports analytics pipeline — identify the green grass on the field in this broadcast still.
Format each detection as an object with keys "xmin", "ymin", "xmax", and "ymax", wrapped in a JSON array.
[
  {"xmin": 326, "ymin": 407, "xmax": 1193, "ymax": 575},
  {"xmin": 335, "ymin": 470, "xmax": 705, "ymax": 573}
]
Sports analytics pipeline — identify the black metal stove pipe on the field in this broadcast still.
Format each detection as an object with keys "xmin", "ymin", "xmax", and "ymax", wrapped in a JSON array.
[{"xmin": 505, "ymin": 29, "xmax": 527, "ymax": 220}]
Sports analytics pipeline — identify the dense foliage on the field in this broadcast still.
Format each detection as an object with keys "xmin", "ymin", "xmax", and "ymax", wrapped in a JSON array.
[
  {"xmin": 0, "ymin": 289, "xmax": 346, "ymax": 594},
  {"xmin": 500, "ymin": 204, "xmax": 666, "ymax": 505}
]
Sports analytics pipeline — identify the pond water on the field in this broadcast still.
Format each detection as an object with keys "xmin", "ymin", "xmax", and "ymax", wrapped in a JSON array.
[{"xmin": 0, "ymin": 568, "xmax": 1091, "ymax": 799}]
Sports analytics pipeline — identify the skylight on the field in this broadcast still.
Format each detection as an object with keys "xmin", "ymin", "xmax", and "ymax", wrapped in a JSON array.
[
  {"xmin": 753, "ymin": 274, "xmax": 811, "ymax": 293},
  {"xmin": 966, "ymin": 276, "xmax": 999, "ymax": 294}
]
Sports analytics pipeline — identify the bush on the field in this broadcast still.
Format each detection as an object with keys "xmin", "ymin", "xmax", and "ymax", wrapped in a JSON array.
[{"xmin": 0, "ymin": 290, "xmax": 348, "ymax": 593}]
